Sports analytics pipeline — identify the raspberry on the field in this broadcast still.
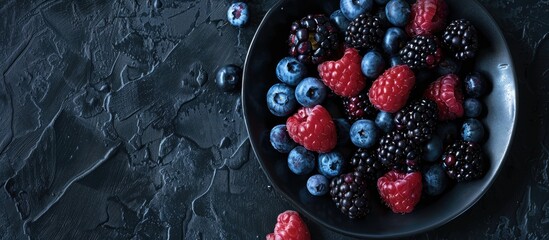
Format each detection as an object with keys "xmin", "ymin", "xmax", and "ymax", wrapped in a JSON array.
[
  {"xmin": 318, "ymin": 48, "xmax": 367, "ymax": 97},
  {"xmin": 424, "ymin": 74, "xmax": 464, "ymax": 120},
  {"xmin": 406, "ymin": 0, "xmax": 448, "ymax": 36},
  {"xmin": 368, "ymin": 65, "xmax": 415, "ymax": 113},
  {"xmin": 377, "ymin": 170, "xmax": 422, "ymax": 214},
  {"xmin": 286, "ymin": 105, "xmax": 337, "ymax": 153},
  {"xmin": 266, "ymin": 210, "xmax": 311, "ymax": 240}
]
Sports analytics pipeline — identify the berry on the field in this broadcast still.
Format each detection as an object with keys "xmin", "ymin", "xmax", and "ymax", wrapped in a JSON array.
[
  {"xmin": 442, "ymin": 19, "xmax": 478, "ymax": 60},
  {"xmin": 270, "ymin": 125, "xmax": 297, "ymax": 153},
  {"xmin": 227, "ymin": 2, "xmax": 249, "ymax": 27},
  {"xmin": 422, "ymin": 135, "xmax": 443, "ymax": 162},
  {"xmin": 345, "ymin": 14, "xmax": 386, "ymax": 51},
  {"xmin": 436, "ymin": 121, "xmax": 459, "ymax": 144},
  {"xmin": 340, "ymin": 0, "xmax": 374, "ymax": 21},
  {"xmin": 330, "ymin": 10, "xmax": 350, "ymax": 32},
  {"xmin": 464, "ymin": 72, "xmax": 488, "ymax": 98},
  {"xmin": 375, "ymin": 111, "xmax": 394, "ymax": 133},
  {"xmin": 442, "ymin": 140, "xmax": 485, "ymax": 182},
  {"xmin": 350, "ymin": 148, "xmax": 385, "ymax": 182},
  {"xmin": 295, "ymin": 77, "xmax": 327, "ymax": 107},
  {"xmin": 385, "ymin": 0, "xmax": 411, "ymax": 27},
  {"xmin": 318, "ymin": 48, "xmax": 367, "ymax": 97},
  {"xmin": 334, "ymin": 118, "xmax": 351, "ymax": 146},
  {"xmin": 288, "ymin": 146, "xmax": 316, "ymax": 175},
  {"xmin": 436, "ymin": 56, "xmax": 462, "ymax": 76},
  {"xmin": 350, "ymin": 119, "xmax": 379, "ymax": 148},
  {"xmin": 329, "ymin": 171, "xmax": 370, "ymax": 219},
  {"xmin": 361, "ymin": 50, "xmax": 385, "ymax": 79},
  {"xmin": 215, "ymin": 64, "xmax": 242, "ymax": 92},
  {"xmin": 318, "ymin": 151, "xmax": 345, "ymax": 178},
  {"xmin": 342, "ymin": 91, "xmax": 379, "ymax": 122},
  {"xmin": 307, "ymin": 174, "xmax": 330, "ymax": 196},
  {"xmin": 286, "ymin": 105, "xmax": 337, "ymax": 153},
  {"xmin": 369, "ymin": 65, "xmax": 416, "ymax": 113},
  {"xmin": 399, "ymin": 35, "xmax": 443, "ymax": 70},
  {"xmin": 394, "ymin": 99, "xmax": 438, "ymax": 143},
  {"xmin": 276, "ymin": 57, "xmax": 307, "ymax": 86},
  {"xmin": 377, "ymin": 130, "xmax": 421, "ymax": 172},
  {"xmin": 406, "ymin": 0, "xmax": 448, "ymax": 36},
  {"xmin": 267, "ymin": 83, "xmax": 298, "ymax": 117},
  {"xmin": 461, "ymin": 118, "xmax": 485, "ymax": 143},
  {"xmin": 266, "ymin": 210, "xmax": 311, "ymax": 240},
  {"xmin": 464, "ymin": 98, "xmax": 483, "ymax": 118},
  {"xmin": 383, "ymin": 27, "xmax": 407, "ymax": 55},
  {"xmin": 377, "ymin": 170, "xmax": 422, "ymax": 214},
  {"xmin": 423, "ymin": 164, "xmax": 448, "ymax": 196},
  {"xmin": 424, "ymin": 74, "xmax": 464, "ymax": 120},
  {"xmin": 389, "ymin": 56, "xmax": 403, "ymax": 67},
  {"xmin": 289, "ymin": 14, "xmax": 340, "ymax": 65}
]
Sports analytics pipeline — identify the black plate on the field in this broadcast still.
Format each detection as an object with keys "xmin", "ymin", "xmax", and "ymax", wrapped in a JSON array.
[{"xmin": 242, "ymin": 0, "xmax": 517, "ymax": 238}]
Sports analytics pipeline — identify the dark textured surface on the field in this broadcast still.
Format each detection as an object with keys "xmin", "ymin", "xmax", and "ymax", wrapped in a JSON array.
[{"xmin": 0, "ymin": 0, "xmax": 547, "ymax": 239}]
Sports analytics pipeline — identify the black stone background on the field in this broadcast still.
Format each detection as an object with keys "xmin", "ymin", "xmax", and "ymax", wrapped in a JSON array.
[{"xmin": 0, "ymin": 0, "xmax": 547, "ymax": 239}]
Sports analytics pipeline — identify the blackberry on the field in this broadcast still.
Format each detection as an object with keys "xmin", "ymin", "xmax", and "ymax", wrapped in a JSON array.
[
  {"xmin": 342, "ymin": 91, "xmax": 378, "ymax": 122},
  {"xmin": 394, "ymin": 99, "xmax": 438, "ymax": 143},
  {"xmin": 377, "ymin": 131, "xmax": 421, "ymax": 172},
  {"xmin": 289, "ymin": 14, "xmax": 340, "ymax": 65},
  {"xmin": 399, "ymin": 35, "xmax": 442, "ymax": 70},
  {"xmin": 442, "ymin": 19, "xmax": 478, "ymax": 60},
  {"xmin": 329, "ymin": 171, "xmax": 370, "ymax": 219},
  {"xmin": 442, "ymin": 140, "xmax": 486, "ymax": 182},
  {"xmin": 345, "ymin": 13, "xmax": 385, "ymax": 51},
  {"xmin": 349, "ymin": 148, "xmax": 385, "ymax": 182}
]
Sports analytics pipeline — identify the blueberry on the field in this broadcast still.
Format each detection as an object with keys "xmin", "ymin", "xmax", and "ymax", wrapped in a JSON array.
[
  {"xmin": 383, "ymin": 27, "xmax": 407, "ymax": 55},
  {"xmin": 227, "ymin": 2, "xmax": 248, "ymax": 27},
  {"xmin": 437, "ymin": 121, "xmax": 459, "ymax": 144},
  {"xmin": 423, "ymin": 135, "xmax": 443, "ymax": 162},
  {"xmin": 361, "ymin": 51, "xmax": 385, "ymax": 79},
  {"xmin": 350, "ymin": 119, "xmax": 378, "ymax": 148},
  {"xmin": 288, "ymin": 146, "xmax": 316, "ymax": 175},
  {"xmin": 266, "ymin": 83, "xmax": 297, "ymax": 117},
  {"xmin": 276, "ymin": 57, "xmax": 306, "ymax": 86},
  {"xmin": 389, "ymin": 56, "xmax": 403, "ymax": 67},
  {"xmin": 295, "ymin": 77, "xmax": 327, "ymax": 107},
  {"xmin": 464, "ymin": 72, "xmax": 488, "ymax": 98},
  {"xmin": 330, "ymin": 10, "xmax": 350, "ymax": 32},
  {"xmin": 423, "ymin": 164, "xmax": 449, "ymax": 196},
  {"xmin": 461, "ymin": 118, "xmax": 485, "ymax": 143},
  {"xmin": 334, "ymin": 118, "xmax": 351, "ymax": 146},
  {"xmin": 464, "ymin": 98, "xmax": 483, "ymax": 118},
  {"xmin": 318, "ymin": 151, "xmax": 344, "ymax": 178},
  {"xmin": 375, "ymin": 111, "xmax": 394, "ymax": 133},
  {"xmin": 215, "ymin": 64, "xmax": 242, "ymax": 92},
  {"xmin": 307, "ymin": 174, "xmax": 329, "ymax": 196},
  {"xmin": 385, "ymin": 0, "xmax": 410, "ymax": 27},
  {"xmin": 340, "ymin": 0, "xmax": 374, "ymax": 20},
  {"xmin": 270, "ymin": 125, "xmax": 297, "ymax": 153},
  {"xmin": 436, "ymin": 57, "xmax": 462, "ymax": 76}
]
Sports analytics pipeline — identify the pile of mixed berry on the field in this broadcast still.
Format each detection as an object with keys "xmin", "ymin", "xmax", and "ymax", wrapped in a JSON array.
[{"xmin": 266, "ymin": 0, "xmax": 490, "ymax": 217}]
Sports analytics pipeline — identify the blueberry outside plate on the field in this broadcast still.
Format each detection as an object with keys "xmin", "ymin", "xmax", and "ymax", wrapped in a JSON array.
[{"xmin": 242, "ymin": 0, "xmax": 517, "ymax": 238}]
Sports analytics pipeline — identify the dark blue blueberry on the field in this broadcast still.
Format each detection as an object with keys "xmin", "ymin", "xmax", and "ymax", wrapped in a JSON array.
[
  {"xmin": 330, "ymin": 10, "xmax": 350, "ymax": 32},
  {"xmin": 318, "ymin": 151, "xmax": 344, "ymax": 178},
  {"xmin": 334, "ymin": 118, "xmax": 351, "ymax": 146},
  {"xmin": 385, "ymin": 0, "xmax": 411, "ymax": 27},
  {"xmin": 288, "ymin": 146, "xmax": 316, "ymax": 175},
  {"xmin": 215, "ymin": 64, "xmax": 242, "ymax": 92},
  {"xmin": 350, "ymin": 119, "xmax": 378, "ymax": 148},
  {"xmin": 436, "ymin": 57, "xmax": 462, "ymax": 76},
  {"xmin": 340, "ymin": 0, "xmax": 374, "ymax": 20},
  {"xmin": 390, "ymin": 56, "xmax": 403, "ymax": 67},
  {"xmin": 375, "ymin": 0, "xmax": 391, "ymax": 4},
  {"xmin": 295, "ymin": 77, "xmax": 327, "ymax": 107},
  {"xmin": 276, "ymin": 57, "xmax": 306, "ymax": 86},
  {"xmin": 227, "ymin": 2, "xmax": 248, "ymax": 27},
  {"xmin": 462, "ymin": 118, "xmax": 485, "ymax": 143},
  {"xmin": 383, "ymin": 27, "xmax": 407, "ymax": 55},
  {"xmin": 266, "ymin": 83, "xmax": 297, "ymax": 117},
  {"xmin": 464, "ymin": 98, "xmax": 483, "ymax": 118},
  {"xmin": 437, "ymin": 121, "xmax": 459, "ymax": 144},
  {"xmin": 375, "ymin": 111, "xmax": 394, "ymax": 133},
  {"xmin": 423, "ymin": 164, "xmax": 449, "ymax": 196},
  {"xmin": 306, "ymin": 174, "xmax": 329, "ymax": 196},
  {"xmin": 423, "ymin": 135, "xmax": 443, "ymax": 162},
  {"xmin": 464, "ymin": 72, "xmax": 488, "ymax": 98},
  {"xmin": 361, "ymin": 50, "xmax": 385, "ymax": 79},
  {"xmin": 270, "ymin": 124, "xmax": 297, "ymax": 153}
]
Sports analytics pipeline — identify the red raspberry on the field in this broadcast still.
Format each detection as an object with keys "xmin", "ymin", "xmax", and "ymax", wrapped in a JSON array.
[
  {"xmin": 424, "ymin": 74, "xmax": 464, "ymax": 120},
  {"xmin": 368, "ymin": 65, "xmax": 415, "ymax": 113},
  {"xmin": 406, "ymin": 0, "xmax": 448, "ymax": 36},
  {"xmin": 318, "ymin": 48, "xmax": 366, "ymax": 97},
  {"xmin": 377, "ymin": 170, "xmax": 422, "ymax": 214},
  {"xmin": 286, "ymin": 105, "xmax": 337, "ymax": 153},
  {"xmin": 266, "ymin": 210, "xmax": 311, "ymax": 240}
]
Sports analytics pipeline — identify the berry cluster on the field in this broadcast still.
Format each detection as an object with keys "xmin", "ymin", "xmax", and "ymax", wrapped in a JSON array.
[{"xmin": 266, "ymin": 0, "xmax": 490, "ymax": 219}]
